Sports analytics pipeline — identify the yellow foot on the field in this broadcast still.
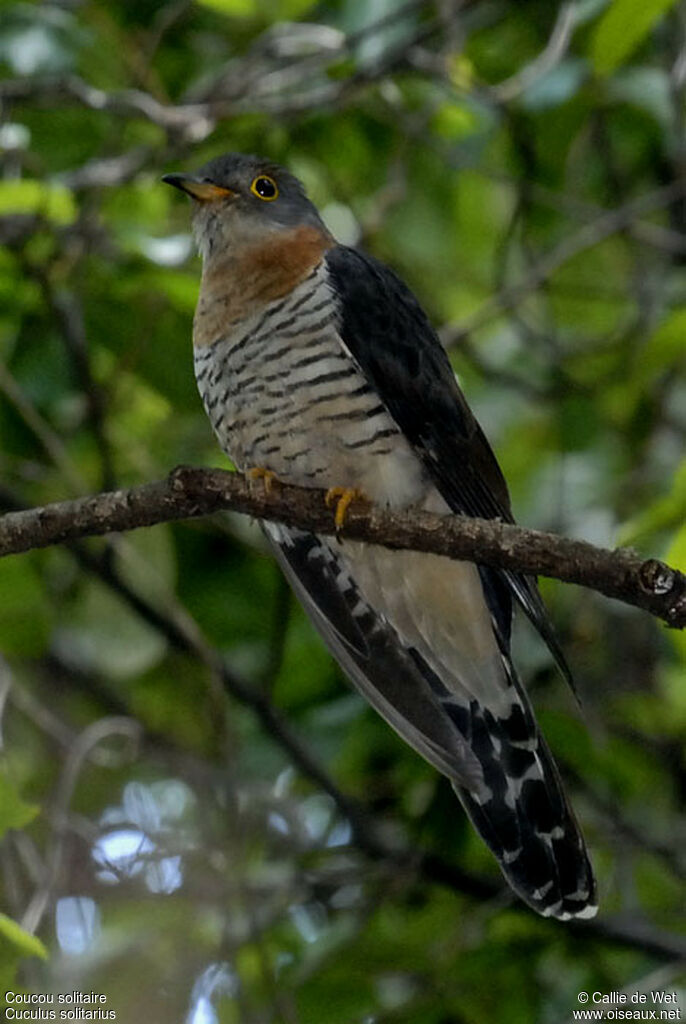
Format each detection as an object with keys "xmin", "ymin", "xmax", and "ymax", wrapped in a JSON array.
[
  {"xmin": 247, "ymin": 466, "xmax": 279, "ymax": 495},
  {"xmin": 325, "ymin": 486, "xmax": 366, "ymax": 530}
]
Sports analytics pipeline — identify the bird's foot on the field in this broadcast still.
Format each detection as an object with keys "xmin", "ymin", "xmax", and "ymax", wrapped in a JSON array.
[
  {"xmin": 247, "ymin": 466, "xmax": 279, "ymax": 495},
  {"xmin": 325, "ymin": 486, "xmax": 366, "ymax": 530}
]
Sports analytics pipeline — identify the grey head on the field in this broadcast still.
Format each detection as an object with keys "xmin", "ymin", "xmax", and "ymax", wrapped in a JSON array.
[{"xmin": 162, "ymin": 152, "xmax": 329, "ymax": 262}]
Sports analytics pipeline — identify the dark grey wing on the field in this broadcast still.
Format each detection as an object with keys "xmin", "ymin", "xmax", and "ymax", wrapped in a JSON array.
[
  {"xmin": 326, "ymin": 245, "xmax": 572, "ymax": 688},
  {"xmin": 263, "ymin": 523, "xmax": 483, "ymax": 788}
]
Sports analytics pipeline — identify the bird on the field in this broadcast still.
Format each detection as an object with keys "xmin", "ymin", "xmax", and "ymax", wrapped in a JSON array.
[{"xmin": 163, "ymin": 152, "xmax": 597, "ymax": 921}]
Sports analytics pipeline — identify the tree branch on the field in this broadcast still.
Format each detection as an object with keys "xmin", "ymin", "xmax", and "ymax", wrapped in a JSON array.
[{"xmin": 0, "ymin": 466, "xmax": 684, "ymax": 629}]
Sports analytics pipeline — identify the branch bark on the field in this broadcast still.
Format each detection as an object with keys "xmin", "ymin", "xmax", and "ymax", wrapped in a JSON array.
[{"xmin": 0, "ymin": 466, "xmax": 684, "ymax": 629}]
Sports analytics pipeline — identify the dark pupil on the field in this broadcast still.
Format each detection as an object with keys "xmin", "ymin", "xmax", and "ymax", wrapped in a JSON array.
[{"xmin": 255, "ymin": 177, "xmax": 276, "ymax": 197}]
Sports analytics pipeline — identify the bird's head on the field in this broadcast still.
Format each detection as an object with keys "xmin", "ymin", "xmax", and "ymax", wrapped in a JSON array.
[{"xmin": 163, "ymin": 152, "xmax": 329, "ymax": 263}]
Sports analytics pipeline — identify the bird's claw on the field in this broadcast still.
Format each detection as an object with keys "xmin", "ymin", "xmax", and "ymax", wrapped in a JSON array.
[
  {"xmin": 247, "ymin": 466, "xmax": 279, "ymax": 495},
  {"xmin": 325, "ymin": 486, "xmax": 365, "ymax": 530}
]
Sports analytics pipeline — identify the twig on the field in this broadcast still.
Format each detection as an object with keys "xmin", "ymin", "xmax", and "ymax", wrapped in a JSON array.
[
  {"xmin": 0, "ymin": 466, "xmax": 684, "ymax": 629},
  {"xmin": 20, "ymin": 716, "xmax": 142, "ymax": 935},
  {"xmin": 57, "ymin": 146, "xmax": 152, "ymax": 190},
  {"xmin": 26, "ymin": 266, "xmax": 115, "ymax": 490},
  {"xmin": 0, "ymin": 74, "xmax": 213, "ymax": 132},
  {"xmin": 490, "ymin": 2, "xmax": 579, "ymax": 103},
  {"xmin": 0, "ymin": 362, "xmax": 86, "ymax": 494}
]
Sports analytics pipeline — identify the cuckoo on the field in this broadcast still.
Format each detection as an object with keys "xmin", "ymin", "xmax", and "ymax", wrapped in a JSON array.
[{"xmin": 163, "ymin": 153, "xmax": 597, "ymax": 921}]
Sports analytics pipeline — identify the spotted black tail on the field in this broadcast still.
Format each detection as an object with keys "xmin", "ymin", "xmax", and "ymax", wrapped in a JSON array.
[
  {"xmin": 266, "ymin": 524, "xmax": 597, "ymax": 920},
  {"xmin": 449, "ymin": 688, "xmax": 597, "ymax": 920}
]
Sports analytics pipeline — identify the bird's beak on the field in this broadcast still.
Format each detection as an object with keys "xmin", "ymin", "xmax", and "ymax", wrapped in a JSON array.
[{"xmin": 162, "ymin": 173, "xmax": 236, "ymax": 201}]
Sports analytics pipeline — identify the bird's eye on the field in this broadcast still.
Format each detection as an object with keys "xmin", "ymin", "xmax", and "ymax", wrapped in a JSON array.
[{"xmin": 250, "ymin": 175, "xmax": 279, "ymax": 201}]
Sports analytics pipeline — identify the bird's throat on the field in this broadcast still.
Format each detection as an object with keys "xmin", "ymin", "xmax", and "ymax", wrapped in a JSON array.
[{"xmin": 193, "ymin": 224, "xmax": 332, "ymax": 348}]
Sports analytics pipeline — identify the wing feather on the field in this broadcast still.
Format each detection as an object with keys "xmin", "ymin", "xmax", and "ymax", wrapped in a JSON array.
[
  {"xmin": 326, "ymin": 245, "xmax": 573, "ymax": 690},
  {"xmin": 264, "ymin": 523, "xmax": 484, "ymax": 789}
]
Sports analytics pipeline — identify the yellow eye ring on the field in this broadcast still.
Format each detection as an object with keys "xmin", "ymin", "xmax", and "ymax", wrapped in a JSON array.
[{"xmin": 250, "ymin": 175, "xmax": 279, "ymax": 201}]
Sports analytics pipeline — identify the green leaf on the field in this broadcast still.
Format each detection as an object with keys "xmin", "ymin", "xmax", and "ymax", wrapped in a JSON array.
[
  {"xmin": 0, "ymin": 180, "xmax": 76, "ymax": 224},
  {"xmin": 430, "ymin": 102, "xmax": 477, "ymax": 141},
  {"xmin": 57, "ymin": 575, "xmax": 167, "ymax": 680},
  {"xmin": 0, "ymin": 557, "xmax": 52, "ymax": 656},
  {"xmin": 617, "ymin": 457, "xmax": 686, "ymax": 545},
  {"xmin": 0, "ymin": 774, "xmax": 39, "ymax": 839},
  {"xmin": 665, "ymin": 522, "xmax": 686, "ymax": 664},
  {"xmin": 635, "ymin": 307, "xmax": 686, "ymax": 378},
  {"xmin": 666, "ymin": 522, "xmax": 686, "ymax": 572},
  {"xmin": 0, "ymin": 914, "xmax": 47, "ymax": 960},
  {"xmin": 196, "ymin": 0, "xmax": 315, "ymax": 16},
  {"xmin": 591, "ymin": 0, "xmax": 680, "ymax": 76},
  {"xmin": 195, "ymin": 0, "xmax": 258, "ymax": 15},
  {"xmin": 0, "ymin": 964, "xmax": 17, "ymax": 994}
]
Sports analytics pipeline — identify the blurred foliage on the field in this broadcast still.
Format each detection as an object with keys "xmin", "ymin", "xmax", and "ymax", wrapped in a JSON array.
[{"xmin": 0, "ymin": 0, "xmax": 685, "ymax": 1021}]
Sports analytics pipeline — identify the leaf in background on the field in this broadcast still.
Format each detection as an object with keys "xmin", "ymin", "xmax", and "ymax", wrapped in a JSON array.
[
  {"xmin": 430, "ymin": 101, "xmax": 478, "ymax": 141},
  {"xmin": 0, "ymin": 914, "xmax": 47, "ymax": 960},
  {"xmin": 0, "ymin": 557, "xmax": 52, "ymax": 656},
  {"xmin": 343, "ymin": 0, "xmax": 418, "ymax": 67},
  {"xmin": 0, "ymin": 180, "xmax": 76, "ymax": 224},
  {"xmin": 0, "ymin": 774, "xmax": 38, "ymax": 839},
  {"xmin": 664, "ymin": 522, "xmax": 686, "ymax": 664},
  {"xmin": 591, "ymin": 0, "xmax": 680, "ymax": 76},
  {"xmin": 606, "ymin": 67, "xmax": 672, "ymax": 125},
  {"xmin": 617, "ymin": 457, "xmax": 686, "ymax": 545},
  {"xmin": 520, "ymin": 58, "xmax": 587, "ymax": 111},
  {"xmin": 196, "ymin": 0, "xmax": 315, "ymax": 17},
  {"xmin": 636, "ymin": 307, "xmax": 686, "ymax": 378},
  {"xmin": 196, "ymin": 0, "xmax": 258, "ymax": 14},
  {"xmin": 54, "ymin": 576, "xmax": 167, "ymax": 680},
  {"xmin": 0, "ymin": 961, "xmax": 18, "ymax": 994}
]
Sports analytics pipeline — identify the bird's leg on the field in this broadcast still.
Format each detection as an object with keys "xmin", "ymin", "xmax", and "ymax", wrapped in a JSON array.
[
  {"xmin": 325, "ymin": 486, "xmax": 366, "ymax": 530},
  {"xmin": 246, "ymin": 466, "xmax": 279, "ymax": 495}
]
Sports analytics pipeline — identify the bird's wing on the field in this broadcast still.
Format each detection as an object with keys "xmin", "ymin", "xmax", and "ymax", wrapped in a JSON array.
[
  {"xmin": 325, "ymin": 245, "xmax": 573, "ymax": 689},
  {"xmin": 264, "ymin": 524, "xmax": 484, "ymax": 789}
]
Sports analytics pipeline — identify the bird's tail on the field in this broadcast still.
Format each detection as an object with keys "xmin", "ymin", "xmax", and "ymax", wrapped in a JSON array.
[{"xmin": 449, "ymin": 684, "xmax": 597, "ymax": 920}]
